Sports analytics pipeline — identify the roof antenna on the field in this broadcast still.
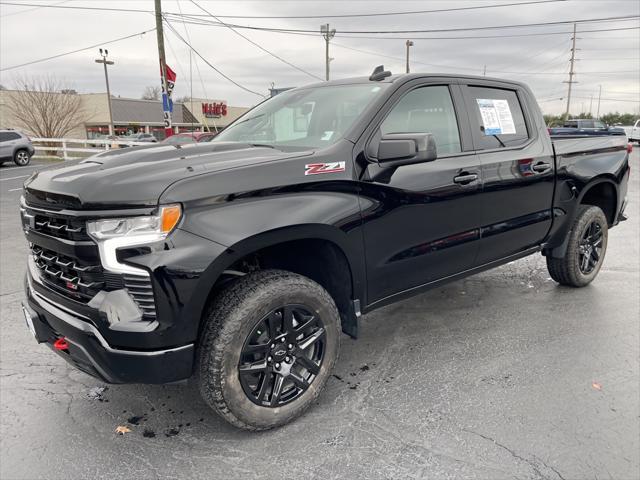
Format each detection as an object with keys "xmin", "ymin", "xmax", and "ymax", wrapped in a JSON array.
[{"xmin": 369, "ymin": 65, "xmax": 392, "ymax": 81}]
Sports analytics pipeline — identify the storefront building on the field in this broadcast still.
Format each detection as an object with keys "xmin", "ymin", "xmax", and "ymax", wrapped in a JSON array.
[
  {"xmin": 83, "ymin": 95, "xmax": 250, "ymax": 140},
  {"xmin": 0, "ymin": 89, "xmax": 250, "ymax": 140}
]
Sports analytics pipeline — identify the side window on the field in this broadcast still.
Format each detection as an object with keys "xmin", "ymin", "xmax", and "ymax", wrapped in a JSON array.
[
  {"xmin": 593, "ymin": 120, "xmax": 606, "ymax": 129},
  {"xmin": 380, "ymin": 85, "xmax": 461, "ymax": 155},
  {"xmin": 581, "ymin": 120, "xmax": 595, "ymax": 129},
  {"xmin": 467, "ymin": 86, "xmax": 529, "ymax": 149},
  {"xmin": 0, "ymin": 132, "xmax": 20, "ymax": 142}
]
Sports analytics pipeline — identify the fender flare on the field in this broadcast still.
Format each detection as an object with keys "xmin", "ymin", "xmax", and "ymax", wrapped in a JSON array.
[
  {"xmin": 548, "ymin": 175, "xmax": 619, "ymax": 258},
  {"xmin": 186, "ymin": 223, "xmax": 365, "ymax": 335}
]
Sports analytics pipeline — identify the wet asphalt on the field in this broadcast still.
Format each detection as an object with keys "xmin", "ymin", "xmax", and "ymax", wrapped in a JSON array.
[{"xmin": 1, "ymin": 153, "xmax": 638, "ymax": 480}]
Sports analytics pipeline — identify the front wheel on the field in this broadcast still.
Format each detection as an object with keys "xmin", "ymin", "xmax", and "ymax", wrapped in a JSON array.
[
  {"xmin": 14, "ymin": 149, "xmax": 30, "ymax": 166},
  {"xmin": 197, "ymin": 270, "xmax": 341, "ymax": 430},
  {"xmin": 546, "ymin": 205, "xmax": 608, "ymax": 287}
]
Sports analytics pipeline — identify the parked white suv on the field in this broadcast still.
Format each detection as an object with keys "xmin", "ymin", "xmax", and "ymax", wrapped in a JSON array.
[
  {"xmin": 0, "ymin": 129, "xmax": 35, "ymax": 166},
  {"xmin": 628, "ymin": 120, "xmax": 640, "ymax": 143}
]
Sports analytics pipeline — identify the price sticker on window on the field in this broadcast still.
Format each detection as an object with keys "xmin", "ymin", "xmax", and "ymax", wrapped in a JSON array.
[{"xmin": 476, "ymin": 98, "xmax": 516, "ymax": 135}]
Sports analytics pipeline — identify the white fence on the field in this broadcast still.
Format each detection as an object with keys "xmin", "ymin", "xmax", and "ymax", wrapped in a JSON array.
[{"xmin": 31, "ymin": 137, "xmax": 151, "ymax": 160}]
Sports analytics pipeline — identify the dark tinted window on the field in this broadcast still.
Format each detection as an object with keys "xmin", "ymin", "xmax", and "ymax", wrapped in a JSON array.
[
  {"xmin": 381, "ymin": 85, "xmax": 461, "ymax": 154},
  {"xmin": 0, "ymin": 132, "xmax": 21, "ymax": 142},
  {"xmin": 467, "ymin": 86, "xmax": 529, "ymax": 149}
]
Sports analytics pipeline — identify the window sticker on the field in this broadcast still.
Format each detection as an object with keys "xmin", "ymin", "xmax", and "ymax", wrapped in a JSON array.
[{"xmin": 476, "ymin": 98, "xmax": 516, "ymax": 135}]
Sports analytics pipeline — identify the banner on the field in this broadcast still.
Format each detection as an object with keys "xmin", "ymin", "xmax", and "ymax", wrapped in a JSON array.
[{"xmin": 160, "ymin": 63, "xmax": 177, "ymax": 137}]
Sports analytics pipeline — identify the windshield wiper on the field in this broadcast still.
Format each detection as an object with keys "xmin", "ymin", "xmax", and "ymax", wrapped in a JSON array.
[
  {"xmin": 248, "ymin": 143, "xmax": 276, "ymax": 149},
  {"xmin": 233, "ymin": 113, "xmax": 265, "ymax": 127}
]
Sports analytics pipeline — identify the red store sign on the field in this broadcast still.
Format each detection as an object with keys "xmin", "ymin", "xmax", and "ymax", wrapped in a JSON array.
[{"xmin": 202, "ymin": 102, "xmax": 228, "ymax": 118}]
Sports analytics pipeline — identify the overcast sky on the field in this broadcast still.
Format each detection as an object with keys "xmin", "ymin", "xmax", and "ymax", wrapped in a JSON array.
[{"xmin": 1, "ymin": 0, "xmax": 638, "ymax": 115}]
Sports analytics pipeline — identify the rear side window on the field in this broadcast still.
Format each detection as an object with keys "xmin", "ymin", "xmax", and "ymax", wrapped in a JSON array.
[
  {"xmin": 380, "ymin": 85, "xmax": 461, "ymax": 155},
  {"xmin": 466, "ymin": 86, "xmax": 529, "ymax": 149},
  {"xmin": 0, "ymin": 132, "xmax": 21, "ymax": 142}
]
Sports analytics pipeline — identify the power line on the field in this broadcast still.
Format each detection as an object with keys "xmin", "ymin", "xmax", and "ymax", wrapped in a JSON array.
[
  {"xmin": 165, "ymin": 16, "xmax": 640, "ymax": 40},
  {"xmin": 0, "ymin": 0, "xmax": 68, "ymax": 17},
  {"xmin": 162, "ymin": 18, "xmax": 265, "ymax": 98},
  {"xmin": 1, "ymin": 2, "xmax": 636, "ymax": 36},
  {"xmin": 0, "ymin": 0, "xmax": 566, "ymax": 19},
  {"xmin": 177, "ymin": 0, "xmax": 567, "ymax": 19},
  {"xmin": 0, "ymin": 28, "xmax": 156, "ymax": 71},
  {"xmin": 330, "ymin": 41, "xmax": 638, "ymax": 76},
  {"xmin": 187, "ymin": 0, "xmax": 323, "ymax": 81}
]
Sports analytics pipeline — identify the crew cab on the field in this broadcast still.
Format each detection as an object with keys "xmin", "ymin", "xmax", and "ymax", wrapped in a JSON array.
[{"xmin": 20, "ymin": 67, "xmax": 630, "ymax": 430}]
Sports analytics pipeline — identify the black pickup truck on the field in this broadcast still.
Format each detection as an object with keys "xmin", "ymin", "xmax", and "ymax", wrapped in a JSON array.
[{"xmin": 20, "ymin": 68, "xmax": 630, "ymax": 430}]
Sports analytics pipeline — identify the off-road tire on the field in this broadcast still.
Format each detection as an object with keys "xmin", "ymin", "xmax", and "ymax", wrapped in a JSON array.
[
  {"xmin": 197, "ymin": 269, "xmax": 341, "ymax": 431},
  {"xmin": 13, "ymin": 149, "xmax": 30, "ymax": 166},
  {"xmin": 547, "ymin": 205, "xmax": 608, "ymax": 287}
]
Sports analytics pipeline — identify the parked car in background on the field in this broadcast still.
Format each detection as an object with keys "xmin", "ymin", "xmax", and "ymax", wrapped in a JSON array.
[
  {"xmin": 161, "ymin": 131, "xmax": 216, "ymax": 145},
  {"xmin": 0, "ymin": 129, "xmax": 35, "ymax": 166},
  {"xmin": 128, "ymin": 133, "xmax": 158, "ymax": 143},
  {"xmin": 549, "ymin": 118, "xmax": 626, "ymax": 137},
  {"xmin": 626, "ymin": 119, "xmax": 640, "ymax": 143}
]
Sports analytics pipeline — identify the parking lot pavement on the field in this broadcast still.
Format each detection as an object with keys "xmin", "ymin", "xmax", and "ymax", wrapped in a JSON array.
[{"xmin": 1, "ymin": 153, "xmax": 638, "ymax": 480}]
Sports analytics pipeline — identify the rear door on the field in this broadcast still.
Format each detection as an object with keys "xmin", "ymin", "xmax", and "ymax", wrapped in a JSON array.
[
  {"xmin": 359, "ymin": 80, "xmax": 484, "ymax": 304},
  {"xmin": 461, "ymin": 83, "xmax": 555, "ymax": 265},
  {"xmin": 0, "ymin": 132, "xmax": 20, "ymax": 159}
]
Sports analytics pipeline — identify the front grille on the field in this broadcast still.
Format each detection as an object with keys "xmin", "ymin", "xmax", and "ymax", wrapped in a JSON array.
[
  {"xmin": 32, "ymin": 246, "xmax": 105, "ymax": 302},
  {"xmin": 24, "ymin": 202, "xmax": 157, "ymax": 319}
]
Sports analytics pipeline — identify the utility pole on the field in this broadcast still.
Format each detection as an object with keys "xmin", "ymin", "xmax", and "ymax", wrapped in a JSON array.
[
  {"xmin": 95, "ymin": 49, "xmax": 115, "ymax": 137},
  {"xmin": 589, "ymin": 95, "xmax": 593, "ymax": 117},
  {"xmin": 564, "ymin": 23, "xmax": 578, "ymax": 117},
  {"xmin": 405, "ymin": 40, "xmax": 414, "ymax": 73},
  {"xmin": 596, "ymin": 85, "xmax": 602, "ymax": 119},
  {"xmin": 320, "ymin": 24, "xmax": 336, "ymax": 81},
  {"xmin": 155, "ymin": 0, "xmax": 173, "ymax": 137},
  {"xmin": 483, "ymin": 65, "xmax": 486, "ymax": 76}
]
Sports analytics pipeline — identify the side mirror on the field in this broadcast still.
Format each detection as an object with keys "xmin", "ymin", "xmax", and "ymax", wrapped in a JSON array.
[{"xmin": 370, "ymin": 132, "xmax": 437, "ymax": 167}]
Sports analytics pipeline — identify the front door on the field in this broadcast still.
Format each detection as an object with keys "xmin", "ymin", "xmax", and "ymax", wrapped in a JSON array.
[{"xmin": 359, "ymin": 82, "xmax": 484, "ymax": 305}]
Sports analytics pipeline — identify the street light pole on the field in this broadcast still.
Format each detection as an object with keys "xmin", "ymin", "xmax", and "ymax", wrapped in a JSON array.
[
  {"xmin": 320, "ymin": 24, "xmax": 336, "ymax": 81},
  {"xmin": 405, "ymin": 40, "xmax": 414, "ymax": 73},
  {"xmin": 95, "ymin": 49, "xmax": 115, "ymax": 136}
]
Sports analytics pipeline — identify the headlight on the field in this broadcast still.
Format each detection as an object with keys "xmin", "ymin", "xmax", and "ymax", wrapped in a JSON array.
[{"xmin": 87, "ymin": 204, "xmax": 181, "ymax": 275}]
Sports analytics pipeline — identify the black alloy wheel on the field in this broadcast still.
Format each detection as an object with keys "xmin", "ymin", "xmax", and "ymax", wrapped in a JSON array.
[
  {"xmin": 577, "ymin": 220, "xmax": 604, "ymax": 274},
  {"xmin": 238, "ymin": 304, "xmax": 325, "ymax": 407}
]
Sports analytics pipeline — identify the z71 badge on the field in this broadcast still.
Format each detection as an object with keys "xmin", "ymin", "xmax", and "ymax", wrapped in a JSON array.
[{"xmin": 304, "ymin": 162, "xmax": 346, "ymax": 176}]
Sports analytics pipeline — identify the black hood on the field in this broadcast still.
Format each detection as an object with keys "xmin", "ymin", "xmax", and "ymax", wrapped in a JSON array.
[{"xmin": 24, "ymin": 142, "xmax": 310, "ymax": 209}]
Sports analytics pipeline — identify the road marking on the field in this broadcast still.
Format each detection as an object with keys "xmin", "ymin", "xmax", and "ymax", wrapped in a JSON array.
[
  {"xmin": 8, "ymin": 188, "xmax": 22, "ymax": 192},
  {"xmin": 0, "ymin": 175, "xmax": 29, "ymax": 182}
]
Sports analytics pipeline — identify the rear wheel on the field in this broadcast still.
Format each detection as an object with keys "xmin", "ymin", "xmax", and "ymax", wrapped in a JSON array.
[
  {"xmin": 14, "ymin": 149, "xmax": 30, "ymax": 166},
  {"xmin": 197, "ymin": 269, "xmax": 340, "ymax": 430},
  {"xmin": 546, "ymin": 205, "xmax": 608, "ymax": 287}
]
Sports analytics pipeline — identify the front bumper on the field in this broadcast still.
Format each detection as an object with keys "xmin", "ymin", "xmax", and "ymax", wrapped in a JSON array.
[{"xmin": 24, "ymin": 274, "xmax": 194, "ymax": 384}]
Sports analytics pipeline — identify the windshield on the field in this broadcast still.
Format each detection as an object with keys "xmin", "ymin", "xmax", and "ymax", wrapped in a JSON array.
[{"xmin": 214, "ymin": 83, "xmax": 389, "ymax": 149}]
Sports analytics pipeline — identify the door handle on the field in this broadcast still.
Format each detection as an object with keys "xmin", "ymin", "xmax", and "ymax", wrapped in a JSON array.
[
  {"xmin": 453, "ymin": 173, "xmax": 478, "ymax": 185},
  {"xmin": 532, "ymin": 162, "xmax": 552, "ymax": 173}
]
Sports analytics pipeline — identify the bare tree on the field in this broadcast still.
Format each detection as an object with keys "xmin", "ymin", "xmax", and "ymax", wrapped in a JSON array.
[
  {"xmin": 141, "ymin": 85, "xmax": 161, "ymax": 101},
  {"xmin": 7, "ymin": 76, "xmax": 86, "ymax": 138}
]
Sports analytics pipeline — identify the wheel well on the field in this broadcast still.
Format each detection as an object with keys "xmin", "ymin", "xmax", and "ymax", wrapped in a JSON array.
[
  {"xmin": 208, "ymin": 239, "xmax": 357, "ymax": 337},
  {"xmin": 580, "ymin": 181, "xmax": 617, "ymax": 226}
]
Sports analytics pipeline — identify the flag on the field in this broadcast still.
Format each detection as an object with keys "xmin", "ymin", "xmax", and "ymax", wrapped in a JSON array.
[{"xmin": 160, "ymin": 63, "xmax": 177, "ymax": 137}]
